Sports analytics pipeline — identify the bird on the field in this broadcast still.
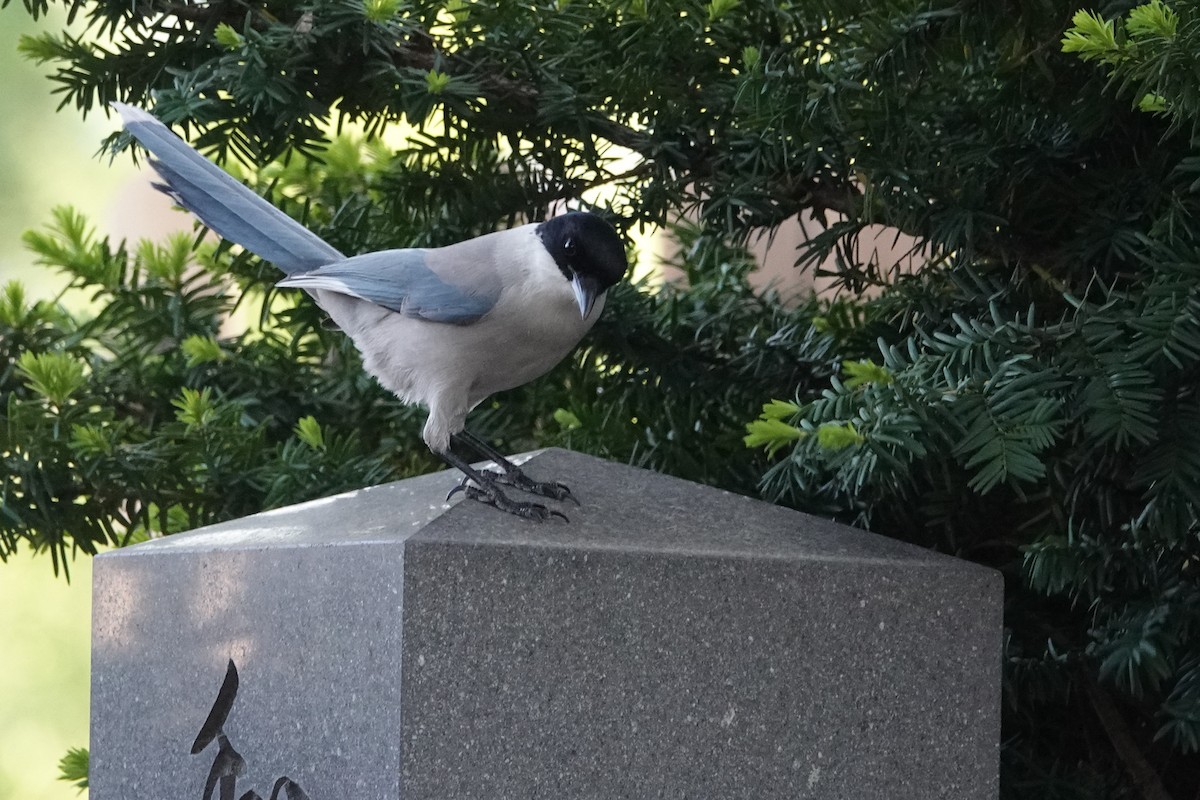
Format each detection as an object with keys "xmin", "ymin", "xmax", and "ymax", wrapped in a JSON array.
[{"xmin": 112, "ymin": 103, "xmax": 628, "ymax": 521}]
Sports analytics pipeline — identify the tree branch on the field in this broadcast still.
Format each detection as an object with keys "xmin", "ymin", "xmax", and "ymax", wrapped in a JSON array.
[
  {"xmin": 1082, "ymin": 671, "xmax": 1174, "ymax": 800},
  {"xmin": 158, "ymin": 2, "xmax": 864, "ymax": 230}
]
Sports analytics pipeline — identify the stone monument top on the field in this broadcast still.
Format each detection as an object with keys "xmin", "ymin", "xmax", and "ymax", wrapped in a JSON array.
[
  {"xmin": 91, "ymin": 448, "xmax": 1001, "ymax": 800},
  {"xmin": 140, "ymin": 447, "xmax": 989, "ymax": 571}
]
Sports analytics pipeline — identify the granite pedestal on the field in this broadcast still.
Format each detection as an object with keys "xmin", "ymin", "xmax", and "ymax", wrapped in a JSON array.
[{"xmin": 90, "ymin": 448, "xmax": 1002, "ymax": 799}]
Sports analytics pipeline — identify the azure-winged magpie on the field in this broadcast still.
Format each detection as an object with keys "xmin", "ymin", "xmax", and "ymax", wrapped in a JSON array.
[{"xmin": 114, "ymin": 103, "xmax": 627, "ymax": 520}]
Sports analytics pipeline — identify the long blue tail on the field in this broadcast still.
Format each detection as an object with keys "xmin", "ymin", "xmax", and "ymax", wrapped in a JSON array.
[{"xmin": 113, "ymin": 103, "xmax": 344, "ymax": 275}]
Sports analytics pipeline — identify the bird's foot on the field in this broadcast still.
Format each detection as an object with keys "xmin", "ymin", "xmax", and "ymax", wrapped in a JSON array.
[
  {"xmin": 487, "ymin": 467, "xmax": 579, "ymax": 505},
  {"xmin": 447, "ymin": 431, "xmax": 580, "ymax": 507},
  {"xmin": 446, "ymin": 479, "xmax": 569, "ymax": 522}
]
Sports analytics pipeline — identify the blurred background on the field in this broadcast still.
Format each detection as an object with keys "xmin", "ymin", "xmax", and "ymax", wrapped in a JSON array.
[{"xmin": 0, "ymin": 9, "xmax": 140, "ymax": 800}]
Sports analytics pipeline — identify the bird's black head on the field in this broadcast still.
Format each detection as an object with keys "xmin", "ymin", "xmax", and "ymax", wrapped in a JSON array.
[{"xmin": 536, "ymin": 212, "xmax": 628, "ymax": 318}]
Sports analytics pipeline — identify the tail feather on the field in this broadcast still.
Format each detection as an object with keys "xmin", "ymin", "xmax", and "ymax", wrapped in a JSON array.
[{"xmin": 112, "ymin": 103, "xmax": 344, "ymax": 275}]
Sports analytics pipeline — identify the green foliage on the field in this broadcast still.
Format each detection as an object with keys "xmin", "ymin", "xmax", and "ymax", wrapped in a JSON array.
[
  {"xmin": 1128, "ymin": 1, "xmax": 1180, "ymax": 38},
  {"xmin": 180, "ymin": 334, "xmax": 225, "ymax": 367},
  {"xmin": 1, "ymin": 199, "xmax": 408, "ymax": 572},
  {"xmin": 841, "ymin": 359, "xmax": 892, "ymax": 390},
  {"xmin": 57, "ymin": 746, "xmax": 87, "ymax": 791},
  {"xmin": 423, "ymin": 69, "xmax": 452, "ymax": 96},
  {"xmin": 816, "ymin": 421, "xmax": 864, "ymax": 451},
  {"xmin": 1061, "ymin": 10, "xmax": 1122, "ymax": 64},
  {"xmin": 362, "ymin": 0, "xmax": 400, "ymax": 24},
  {"xmin": 16, "ymin": 350, "xmax": 86, "ymax": 407},
  {"xmin": 294, "ymin": 415, "xmax": 326, "ymax": 451},
  {"xmin": 212, "ymin": 22, "xmax": 243, "ymax": 51},
  {"xmin": 743, "ymin": 400, "xmax": 804, "ymax": 457},
  {"xmin": 1062, "ymin": 1, "xmax": 1196, "ymax": 131},
  {"xmin": 4, "ymin": 0, "xmax": 1200, "ymax": 796}
]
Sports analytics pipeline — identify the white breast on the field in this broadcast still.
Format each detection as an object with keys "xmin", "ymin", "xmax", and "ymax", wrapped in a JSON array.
[{"xmin": 311, "ymin": 225, "xmax": 603, "ymax": 452}]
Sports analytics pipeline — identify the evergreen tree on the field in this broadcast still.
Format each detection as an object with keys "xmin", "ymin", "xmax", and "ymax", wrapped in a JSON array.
[{"xmin": 3, "ymin": 0, "xmax": 1199, "ymax": 795}]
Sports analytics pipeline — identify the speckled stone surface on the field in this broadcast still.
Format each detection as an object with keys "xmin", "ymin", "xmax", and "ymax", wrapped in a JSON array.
[{"xmin": 90, "ymin": 448, "xmax": 1001, "ymax": 800}]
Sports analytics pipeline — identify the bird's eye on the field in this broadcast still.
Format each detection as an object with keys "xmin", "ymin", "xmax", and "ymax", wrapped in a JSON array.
[{"xmin": 563, "ymin": 238, "xmax": 576, "ymax": 256}]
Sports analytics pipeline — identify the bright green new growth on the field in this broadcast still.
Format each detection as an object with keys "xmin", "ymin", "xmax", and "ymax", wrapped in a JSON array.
[
  {"xmin": 213, "ymin": 22, "xmax": 243, "ymax": 50},
  {"xmin": 16, "ymin": 351, "xmax": 86, "ymax": 407},
  {"xmin": 1061, "ymin": 10, "xmax": 1122, "ymax": 64},
  {"xmin": 181, "ymin": 335, "xmax": 225, "ymax": 367},
  {"xmin": 295, "ymin": 415, "xmax": 326, "ymax": 451},
  {"xmin": 1062, "ymin": 1, "xmax": 1189, "ymax": 124}
]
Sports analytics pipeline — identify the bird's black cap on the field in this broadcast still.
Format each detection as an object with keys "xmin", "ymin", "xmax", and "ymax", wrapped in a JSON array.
[{"xmin": 536, "ymin": 212, "xmax": 628, "ymax": 293}]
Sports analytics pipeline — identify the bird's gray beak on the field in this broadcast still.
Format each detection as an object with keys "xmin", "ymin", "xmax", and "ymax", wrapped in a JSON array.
[{"xmin": 571, "ymin": 273, "xmax": 602, "ymax": 319}]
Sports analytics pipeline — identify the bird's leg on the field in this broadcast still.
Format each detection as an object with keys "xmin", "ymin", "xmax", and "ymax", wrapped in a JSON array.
[
  {"xmin": 452, "ymin": 430, "xmax": 579, "ymax": 505},
  {"xmin": 438, "ymin": 448, "xmax": 568, "ymax": 522}
]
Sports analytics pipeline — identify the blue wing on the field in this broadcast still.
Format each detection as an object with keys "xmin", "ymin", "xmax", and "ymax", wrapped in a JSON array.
[
  {"xmin": 276, "ymin": 249, "xmax": 502, "ymax": 325},
  {"xmin": 114, "ymin": 103, "xmax": 344, "ymax": 276}
]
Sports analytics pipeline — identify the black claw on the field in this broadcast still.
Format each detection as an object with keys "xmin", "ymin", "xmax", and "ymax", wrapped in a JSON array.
[
  {"xmin": 519, "ymin": 479, "xmax": 576, "ymax": 505},
  {"xmin": 550, "ymin": 482, "xmax": 581, "ymax": 506},
  {"xmin": 491, "ymin": 471, "xmax": 579, "ymax": 504},
  {"xmin": 438, "ymin": 437, "xmax": 576, "ymax": 521},
  {"xmin": 446, "ymin": 479, "xmax": 470, "ymax": 502},
  {"xmin": 446, "ymin": 431, "xmax": 581, "ymax": 506},
  {"xmin": 456, "ymin": 483, "xmax": 568, "ymax": 522}
]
